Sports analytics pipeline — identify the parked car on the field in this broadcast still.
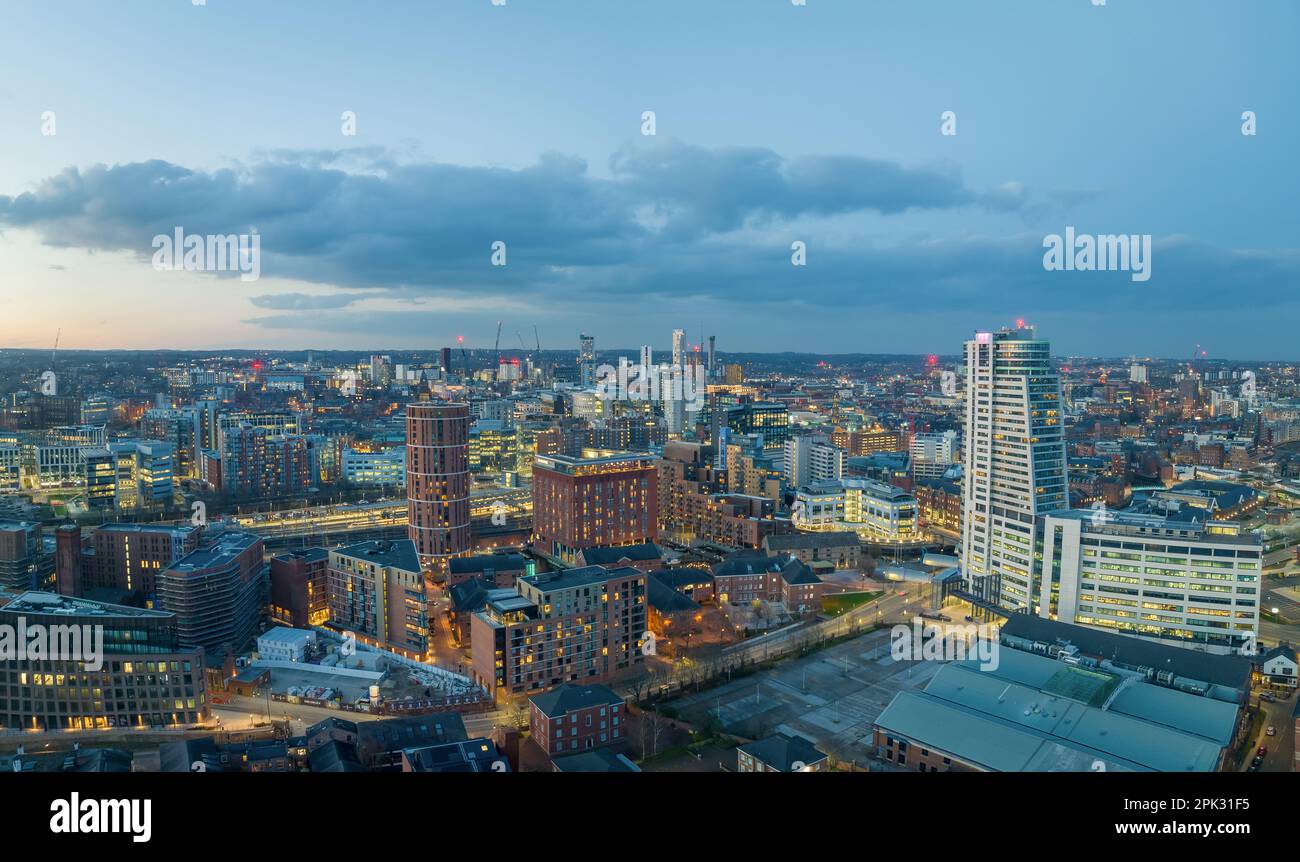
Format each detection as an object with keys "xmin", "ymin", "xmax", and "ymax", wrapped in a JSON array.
[
  {"xmin": 1257, "ymin": 746, "xmax": 1268, "ymax": 757},
  {"xmin": 1251, "ymin": 755, "xmax": 1264, "ymax": 768},
  {"xmin": 1248, "ymin": 762, "xmax": 1260, "ymax": 772},
  {"xmin": 1260, "ymin": 691, "xmax": 1276, "ymax": 703},
  {"xmin": 1266, "ymin": 726, "xmax": 1276, "ymax": 737}
]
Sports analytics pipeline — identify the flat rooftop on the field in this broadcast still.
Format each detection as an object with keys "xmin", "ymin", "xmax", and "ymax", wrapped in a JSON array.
[
  {"xmin": 0, "ymin": 591, "xmax": 172, "ymax": 619},
  {"xmin": 520, "ymin": 565, "xmax": 639, "ymax": 591},
  {"xmin": 165, "ymin": 531, "xmax": 261, "ymax": 574},
  {"xmin": 332, "ymin": 539, "xmax": 422, "ymax": 572},
  {"xmin": 874, "ymin": 649, "xmax": 1236, "ymax": 772}
]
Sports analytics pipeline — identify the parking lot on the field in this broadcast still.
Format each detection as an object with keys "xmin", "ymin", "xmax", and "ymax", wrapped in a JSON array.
[{"xmin": 663, "ymin": 625, "xmax": 941, "ymax": 766}]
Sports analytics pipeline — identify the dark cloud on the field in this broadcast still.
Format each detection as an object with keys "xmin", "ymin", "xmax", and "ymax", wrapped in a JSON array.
[{"xmin": 1, "ymin": 141, "xmax": 1296, "ymax": 335}]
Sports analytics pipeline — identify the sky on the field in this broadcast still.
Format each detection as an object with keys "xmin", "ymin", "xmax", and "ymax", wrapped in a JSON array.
[{"xmin": 0, "ymin": 0, "xmax": 1297, "ymax": 359}]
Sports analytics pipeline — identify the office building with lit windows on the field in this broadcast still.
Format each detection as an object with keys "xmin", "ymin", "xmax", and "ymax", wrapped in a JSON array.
[
  {"xmin": 341, "ymin": 447, "xmax": 406, "ymax": 487},
  {"xmin": 961, "ymin": 325, "xmax": 1068, "ymax": 613},
  {"xmin": 726, "ymin": 402, "xmax": 790, "ymax": 454},
  {"xmin": 793, "ymin": 478, "xmax": 919, "ymax": 542},
  {"xmin": 0, "ymin": 591, "xmax": 207, "ymax": 732},
  {"xmin": 1040, "ymin": 501, "xmax": 1261, "ymax": 654},
  {"xmin": 532, "ymin": 452, "xmax": 658, "ymax": 561},
  {"xmin": 468, "ymin": 420, "xmax": 518, "ymax": 475}
]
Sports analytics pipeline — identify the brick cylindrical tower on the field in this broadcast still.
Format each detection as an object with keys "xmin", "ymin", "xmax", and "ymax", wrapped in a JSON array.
[{"xmin": 406, "ymin": 402, "xmax": 470, "ymax": 573}]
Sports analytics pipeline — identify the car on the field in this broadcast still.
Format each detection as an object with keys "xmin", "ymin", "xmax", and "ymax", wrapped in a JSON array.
[
  {"xmin": 1260, "ymin": 692, "xmax": 1276, "ymax": 703},
  {"xmin": 1257, "ymin": 746, "xmax": 1268, "ymax": 757},
  {"xmin": 1248, "ymin": 762, "xmax": 1260, "ymax": 772},
  {"xmin": 1252, "ymin": 756, "xmax": 1264, "ymax": 767},
  {"xmin": 1267, "ymin": 726, "xmax": 1276, "ymax": 737}
]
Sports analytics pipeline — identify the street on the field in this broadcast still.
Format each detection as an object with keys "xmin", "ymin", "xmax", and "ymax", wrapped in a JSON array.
[{"xmin": 1241, "ymin": 688, "xmax": 1296, "ymax": 773}]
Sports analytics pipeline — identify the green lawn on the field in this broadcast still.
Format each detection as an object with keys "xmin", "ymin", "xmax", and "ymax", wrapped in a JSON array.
[{"xmin": 821, "ymin": 591, "xmax": 884, "ymax": 617}]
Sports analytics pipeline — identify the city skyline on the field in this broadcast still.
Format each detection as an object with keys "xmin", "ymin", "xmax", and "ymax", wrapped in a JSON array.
[{"xmin": 2, "ymin": 1, "xmax": 1298, "ymax": 359}]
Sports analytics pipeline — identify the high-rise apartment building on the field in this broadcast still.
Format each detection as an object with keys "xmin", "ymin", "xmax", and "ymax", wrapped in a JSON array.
[
  {"xmin": 961, "ymin": 325, "xmax": 1068, "ymax": 613},
  {"xmin": 157, "ymin": 531, "xmax": 265, "ymax": 656},
  {"xmin": 671, "ymin": 329, "xmax": 686, "ymax": 369},
  {"xmin": 579, "ymin": 334, "xmax": 596, "ymax": 388},
  {"xmin": 0, "ymin": 520, "xmax": 52, "ymax": 593},
  {"xmin": 470, "ymin": 565, "xmax": 648, "ymax": 699},
  {"xmin": 218, "ymin": 426, "xmax": 310, "ymax": 498},
  {"xmin": 784, "ymin": 434, "xmax": 844, "ymax": 488},
  {"xmin": 532, "ymin": 452, "xmax": 658, "ymax": 560},
  {"xmin": 328, "ymin": 540, "xmax": 429, "ymax": 659},
  {"xmin": 75, "ymin": 523, "xmax": 202, "ymax": 601},
  {"xmin": 406, "ymin": 402, "xmax": 471, "ymax": 573},
  {"xmin": 910, "ymin": 430, "xmax": 959, "ymax": 480}
]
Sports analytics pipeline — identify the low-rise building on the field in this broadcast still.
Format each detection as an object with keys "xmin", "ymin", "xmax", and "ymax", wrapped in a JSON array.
[
  {"xmin": 401, "ymin": 738, "xmax": 506, "ymax": 772},
  {"xmin": 737, "ymin": 732, "xmax": 829, "ymax": 772},
  {"xmin": 257, "ymin": 626, "xmax": 316, "ymax": 663},
  {"xmin": 576, "ymin": 543, "xmax": 664, "ymax": 573},
  {"xmin": 528, "ymin": 683, "xmax": 626, "ymax": 756},
  {"xmin": 447, "ymin": 552, "xmax": 530, "ymax": 589},
  {"xmin": 712, "ymin": 552, "xmax": 826, "ymax": 615},
  {"xmin": 873, "ymin": 620, "xmax": 1249, "ymax": 772},
  {"xmin": 762, "ymin": 530, "xmax": 861, "ymax": 569},
  {"xmin": 1260, "ymin": 645, "xmax": 1298, "ymax": 690}
]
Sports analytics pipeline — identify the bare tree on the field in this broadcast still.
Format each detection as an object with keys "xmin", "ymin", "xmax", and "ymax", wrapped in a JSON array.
[{"xmin": 649, "ymin": 711, "xmax": 668, "ymax": 757}]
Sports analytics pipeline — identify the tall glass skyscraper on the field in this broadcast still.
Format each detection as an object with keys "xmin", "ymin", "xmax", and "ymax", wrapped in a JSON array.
[
  {"xmin": 961, "ymin": 325, "xmax": 1068, "ymax": 614},
  {"xmin": 579, "ymin": 334, "xmax": 596, "ymax": 388}
]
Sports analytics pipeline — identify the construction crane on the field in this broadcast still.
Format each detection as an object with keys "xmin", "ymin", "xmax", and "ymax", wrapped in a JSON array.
[
  {"xmin": 492, "ymin": 320, "xmax": 503, "ymax": 383},
  {"xmin": 516, "ymin": 332, "xmax": 530, "ymax": 370}
]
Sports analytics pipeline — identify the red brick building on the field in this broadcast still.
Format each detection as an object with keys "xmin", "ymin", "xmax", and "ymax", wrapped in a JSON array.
[
  {"xmin": 406, "ymin": 402, "xmax": 471, "ymax": 573},
  {"xmin": 712, "ymin": 553, "xmax": 827, "ymax": 615},
  {"xmin": 95, "ymin": 524, "xmax": 202, "ymax": 598},
  {"xmin": 528, "ymin": 683, "xmax": 626, "ymax": 756},
  {"xmin": 532, "ymin": 453, "xmax": 658, "ymax": 561},
  {"xmin": 269, "ymin": 547, "xmax": 331, "ymax": 628}
]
